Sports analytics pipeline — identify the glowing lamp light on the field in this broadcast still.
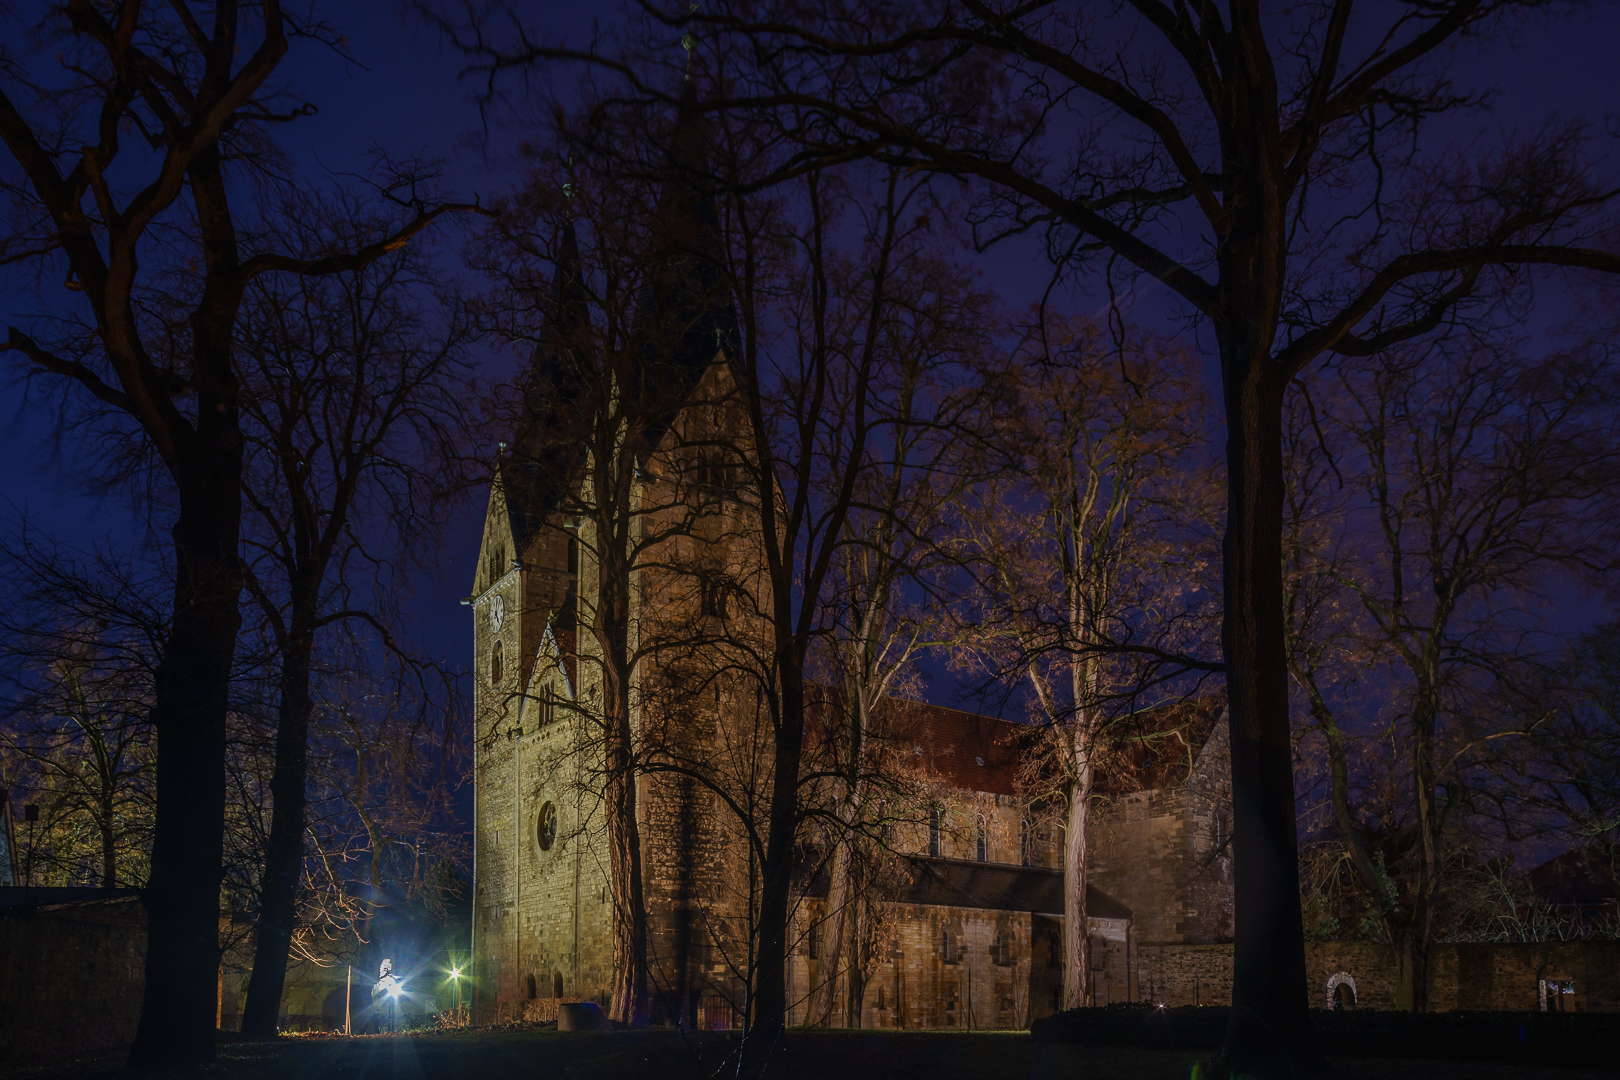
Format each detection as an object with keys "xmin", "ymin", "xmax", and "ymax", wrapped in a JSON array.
[{"xmin": 451, "ymin": 967, "xmax": 461, "ymax": 979}]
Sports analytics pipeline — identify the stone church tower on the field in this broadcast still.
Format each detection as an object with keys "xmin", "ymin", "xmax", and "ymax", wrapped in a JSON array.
[{"xmin": 467, "ymin": 99, "xmax": 763, "ymax": 1023}]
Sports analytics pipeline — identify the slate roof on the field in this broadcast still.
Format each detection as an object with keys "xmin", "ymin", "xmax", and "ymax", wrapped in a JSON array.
[{"xmin": 894, "ymin": 857, "xmax": 1132, "ymax": 920}]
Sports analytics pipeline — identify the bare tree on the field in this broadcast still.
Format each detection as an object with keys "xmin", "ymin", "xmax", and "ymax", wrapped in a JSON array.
[
  {"xmin": 0, "ymin": 1, "xmax": 478, "ymax": 1060},
  {"xmin": 233, "ymin": 194, "xmax": 479, "ymax": 1036},
  {"xmin": 1506, "ymin": 621, "xmax": 1620, "ymax": 847},
  {"xmin": 955, "ymin": 313, "xmax": 1218, "ymax": 1011},
  {"xmin": 0, "ymin": 532, "xmax": 164, "ymax": 888},
  {"xmin": 715, "ymin": 157, "xmax": 997, "ymax": 1038},
  {"xmin": 1286, "ymin": 337, "xmax": 1620, "ymax": 1009},
  {"xmin": 303, "ymin": 670, "xmax": 466, "ymax": 965},
  {"xmin": 801, "ymin": 228, "xmax": 990, "ymax": 1029}
]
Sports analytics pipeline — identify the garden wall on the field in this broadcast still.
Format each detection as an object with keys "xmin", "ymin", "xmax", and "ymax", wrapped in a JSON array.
[{"xmin": 1132, "ymin": 939, "xmax": 1620, "ymax": 1011}]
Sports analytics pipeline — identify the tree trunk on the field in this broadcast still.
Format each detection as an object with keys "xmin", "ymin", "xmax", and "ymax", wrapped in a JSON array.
[
  {"xmin": 605, "ymin": 745, "xmax": 648, "ymax": 1024},
  {"xmin": 1395, "ymin": 928, "xmax": 1430, "ymax": 1013},
  {"xmin": 598, "ymin": 521, "xmax": 649, "ymax": 1026},
  {"xmin": 752, "ymin": 655, "xmax": 806, "ymax": 1038},
  {"xmin": 125, "ymin": 144, "xmax": 250, "ymax": 1070},
  {"xmin": 239, "ymin": 625, "xmax": 315, "ymax": 1037},
  {"xmin": 808, "ymin": 814, "xmax": 856, "ymax": 1026},
  {"xmin": 1406, "ymin": 685, "xmax": 1442, "ymax": 1014},
  {"xmin": 127, "ymin": 458, "xmax": 243, "ymax": 1066},
  {"xmin": 1061, "ymin": 748, "xmax": 1093, "ymax": 1010},
  {"xmin": 100, "ymin": 790, "xmax": 118, "ymax": 889},
  {"xmin": 1214, "ymin": 346, "xmax": 1316, "ymax": 1075},
  {"xmin": 844, "ymin": 904, "xmax": 865, "ymax": 1028}
]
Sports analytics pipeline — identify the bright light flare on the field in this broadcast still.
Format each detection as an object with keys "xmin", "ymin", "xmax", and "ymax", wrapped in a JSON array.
[{"xmin": 450, "ymin": 967, "xmax": 461, "ymax": 979}]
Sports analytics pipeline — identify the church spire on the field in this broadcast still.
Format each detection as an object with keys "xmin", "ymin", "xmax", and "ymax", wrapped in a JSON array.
[
  {"xmin": 631, "ymin": 77, "xmax": 739, "ymax": 442},
  {"xmin": 506, "ymin": 216, "xmax": 593, "ymax": 546}
]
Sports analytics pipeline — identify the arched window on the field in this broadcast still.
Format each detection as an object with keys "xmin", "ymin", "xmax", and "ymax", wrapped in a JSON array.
[
  {"xmin": 941, "ymin": 925, "xmax": 959, "ymax": 964},
  {"xmin": 1326, "ymin": 972, "xmax": 1357, "ymax": 1011},
  {"xmin": 491, "ymin": 640, "xmax": 504, "ymax": 686},
  {"xmin": 928, "ymin": 808, "xmax": 942, "ymax": 857},
  {"xmin": 537, "ymin": 802, "xmax": 557, "ymax": 851},
  {"xmin": 975, "ymin": 815, "xmax": 988, "ymax": 862},
  {"xmin": 993, "ymin": 929, "xmax": 1014, "ymax": 966},
  {"xmin": 1020, "ymin": 817, "xmax": 1033, "ymax": 866},
  {"xmin": 553, "ymin": 970, "xmax": 564, "ymax": 999},
  {"xmin": 525, "ymin": 973, "xmax": 537, "ymax": 1000}
]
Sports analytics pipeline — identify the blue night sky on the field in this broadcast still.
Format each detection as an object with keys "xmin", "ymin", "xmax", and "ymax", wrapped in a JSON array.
[{"xmin": 4, "ymin": 0, "xmax": 1620, "ymax": 712}]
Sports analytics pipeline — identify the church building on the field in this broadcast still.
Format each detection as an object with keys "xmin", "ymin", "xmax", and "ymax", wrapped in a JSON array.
[{"xmin": 466, "ymin": 102, "xmax": 1235, "ymax": 1030}]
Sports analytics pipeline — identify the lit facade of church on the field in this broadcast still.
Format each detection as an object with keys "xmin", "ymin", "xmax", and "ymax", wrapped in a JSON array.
[{"xmin": 466, "ymin": 104, "xmax": 1235, "ymax": 1030}]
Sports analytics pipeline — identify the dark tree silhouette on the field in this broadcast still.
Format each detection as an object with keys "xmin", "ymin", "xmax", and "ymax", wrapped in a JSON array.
[
  {"xmin": 0, "ymin": 2, "xmax": 477, "ymax": 1062},
  {"xmin": 234, "ymin": 196, "xmax": 479, "ymax": 1037}
]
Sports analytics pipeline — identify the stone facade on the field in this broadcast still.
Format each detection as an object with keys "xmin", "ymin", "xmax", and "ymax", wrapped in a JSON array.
[
  {"xmin": 1089, "ymin": 707, "xmax": 1234, "ymax": 948},
  {"xmin": 470, "ymin": 352, "xmax": 771, "ymax": 1025},
  {"xmin": 470, "ymin": 406, "xmax": 1241, "ymax": 1026},
  {"xmin": 1127, "ymin": 940, "xmax": 1620, "ymax": 1013}
]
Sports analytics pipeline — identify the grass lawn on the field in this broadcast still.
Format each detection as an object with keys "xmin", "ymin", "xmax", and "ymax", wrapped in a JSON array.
[{"xmin": 10, "ymin": 1029, "xmax": 1618, "ymax": 1080}]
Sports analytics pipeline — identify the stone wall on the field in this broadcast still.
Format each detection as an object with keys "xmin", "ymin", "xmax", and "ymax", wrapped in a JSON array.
[
  {"xmin": 841, "ymin": 903, "xmax": 1035, "ymax": 1030},
  {"xmin": 1088, "ymin": 721, "xmax": 1233, "ymax": 948},
  {"xmin": 1131, "ymin": 940, "xmax": 1620, "ymax": 1012},
  {"xmin": 0, "ymin": 893, "xmax": 144, "ymax": 1065}
]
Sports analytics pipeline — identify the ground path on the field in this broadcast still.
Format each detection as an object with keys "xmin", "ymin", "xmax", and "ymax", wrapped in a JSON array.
[{"xmin": 12, "ymin": 1029, "xmax": 1613, "ymax": 1079}]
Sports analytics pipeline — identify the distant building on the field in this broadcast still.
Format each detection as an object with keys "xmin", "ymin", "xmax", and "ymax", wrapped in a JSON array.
[{"xmin": 1527, "ymin": 844, "xmax": 1620, "ymax": 926}]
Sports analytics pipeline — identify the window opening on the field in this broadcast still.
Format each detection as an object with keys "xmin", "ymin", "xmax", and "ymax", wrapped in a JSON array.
[
  {"xmin": 928, "ymin": 809, "xmax": 942, "ymax": 857},
  {"xmin": 537, "ymin": 802, "xmax": 557, "ymax": 851},
  {"xmin": 491, "ymin": 641, "xmax": 504, "ymax": 686},
  {"xmin": 700, "ymin": 577, "xmax": 728, "ymax": 618}
]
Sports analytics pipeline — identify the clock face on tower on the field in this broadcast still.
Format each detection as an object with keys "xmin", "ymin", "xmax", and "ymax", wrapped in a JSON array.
[{"xmin": 488, "ymin": 593, "xmax": 505, "ymax": 633}]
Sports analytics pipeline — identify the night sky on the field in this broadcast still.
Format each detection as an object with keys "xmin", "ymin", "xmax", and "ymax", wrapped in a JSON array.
[{"xmin": 3, "ymin": 0, "xmax": 1619, "ymax": 732}]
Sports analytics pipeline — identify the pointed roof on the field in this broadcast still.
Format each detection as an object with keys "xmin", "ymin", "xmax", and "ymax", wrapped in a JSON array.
[
  {"xmin": 504, "ymin": 219, "xmax": 593, "ymax": 550},
  {"xmin": 630, "ymin": 83, "xmax": 740, "ymax": 452},
  {"xmin": 497, "ymin": 89, "xmax": 741, "ymax": 548}
]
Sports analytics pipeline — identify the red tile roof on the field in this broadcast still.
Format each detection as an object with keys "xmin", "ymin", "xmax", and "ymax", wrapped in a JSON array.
[
  {"xmin": 819, "ymin": 693, "xmax": 1227, "ymax": 799},
  {"xmin": 882, "ymin": 701, "xmax": 1032, "ymax": 795}
]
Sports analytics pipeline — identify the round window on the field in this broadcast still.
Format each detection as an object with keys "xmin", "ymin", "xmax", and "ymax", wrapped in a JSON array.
[{"xmin": 537, "ymin": 802, "xmax": 557, "ymax": 851}]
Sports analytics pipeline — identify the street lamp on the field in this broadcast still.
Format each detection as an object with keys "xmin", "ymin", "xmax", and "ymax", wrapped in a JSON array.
[{"xmin": 449, "ymin": 967, "xmax": 464, "ymax": 1025}]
